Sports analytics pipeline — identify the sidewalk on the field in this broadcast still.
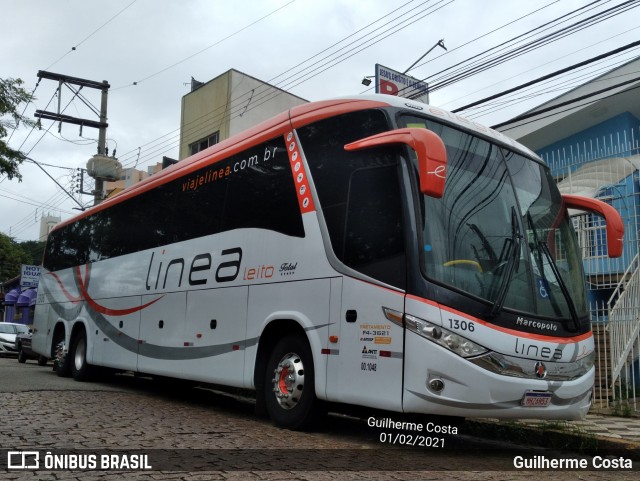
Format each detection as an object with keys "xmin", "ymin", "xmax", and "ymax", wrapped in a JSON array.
[
  {"xmin": 469, "ymin": 412, "xmax": 640, "ymax": 456},
  {"xmin": 565, "ymin": 413, "xmax": 640, "ymax": 444}
]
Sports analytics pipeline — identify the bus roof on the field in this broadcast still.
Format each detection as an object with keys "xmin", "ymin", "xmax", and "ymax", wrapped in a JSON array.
[{"xmin": 52, "ymin": 95, "xmax": 538, "ymax": 231}]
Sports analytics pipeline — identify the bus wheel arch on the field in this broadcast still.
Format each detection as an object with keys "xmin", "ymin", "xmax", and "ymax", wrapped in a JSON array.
[{"xmin": 255, "ymin": 320, "xmax": 323, "ymax": 430}]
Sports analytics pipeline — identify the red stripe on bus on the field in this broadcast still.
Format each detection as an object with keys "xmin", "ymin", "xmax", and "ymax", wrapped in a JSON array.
[
  {"xmin": 74, "ymin": 265, "xmax": 164, "ymax": 316},
  {"xmin": 47, "ymin": 271, "xmax": 82, "ymax": 303}
]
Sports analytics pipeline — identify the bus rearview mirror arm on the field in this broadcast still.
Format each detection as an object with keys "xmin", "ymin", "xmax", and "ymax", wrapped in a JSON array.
[
  {"xmin": 562, "ymin": 194, "xmax": 624, "ymax": 258},
  {"xmin": 344, "ymin": 128, "xmax": 447, "ymax": 198}
]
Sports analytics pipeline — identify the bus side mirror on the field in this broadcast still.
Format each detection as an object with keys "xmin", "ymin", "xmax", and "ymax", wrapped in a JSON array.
[
  {"xmin": 344, "ymin": 127, "xmax": 447, "ymax": 198},
  {"xmin": 562, "ymin": 194, "xmax": 624, "ymax": 258}
]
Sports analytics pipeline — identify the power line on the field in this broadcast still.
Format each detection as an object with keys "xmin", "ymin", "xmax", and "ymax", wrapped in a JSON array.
[
  {"xmin": 495, "ymin": 82, "xmax": 640, "ymax": 133},
  {"xmin": 452, "ymin": 40, "xmax": 640, "ymax": 113},
  {"xmin": 425, "ymin": 0, "xmax": 639, "ymax": 93},
  {"xmin": 113, "ymin": 0, "xmax": 299, "ymax": 89},
  {"xmin": 358, "ymin": 0, "xmax": 561, "ymax": 95},
  {"xmin": 422, "ymin": 0, "xmax": 608, "ymax": 89},
  {"xmin": 121, "ymin": 0, "xmax": 628, "ymax": 169},
  {"xmin": 439, "ymin": 22, "xmax": 640, "ymax": 110},
  {"xmin": 114, "ymin": 0, "xmax": 448, "ymax": 166},
  {"xmin": 492, "ymin": 75, "xmax": 640, "ymax": 130},
  {"xmin": 44, "ymin": 0, "xmax": 138, "ymax": 71},
  {"xmin": 465, "ymin": 54, "xmax": 640, "ymax": 120}
]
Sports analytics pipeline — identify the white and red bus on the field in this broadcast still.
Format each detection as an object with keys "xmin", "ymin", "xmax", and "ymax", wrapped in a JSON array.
[{"xmin": 32, "ymin": 95, "xmax": 623, "ymax": 429}]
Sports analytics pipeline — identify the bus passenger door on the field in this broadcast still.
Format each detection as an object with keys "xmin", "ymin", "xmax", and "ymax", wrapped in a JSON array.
[
  {"xmin": 323, "ymin": 160, "xmax": 407, "ymax": 410},
  {"xmin": 326, "ymin": 277, "xmax": 405, "ymax": 411}
]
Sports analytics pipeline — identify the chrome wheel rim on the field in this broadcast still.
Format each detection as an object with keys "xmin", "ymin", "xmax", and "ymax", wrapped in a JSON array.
[
  {"xmin": 272, "ymin": 352, "xmax": 304, "ymax": 410},
  {"xmin": 55, "ymin": 340, "xmax": 67, "ymax": 369}
]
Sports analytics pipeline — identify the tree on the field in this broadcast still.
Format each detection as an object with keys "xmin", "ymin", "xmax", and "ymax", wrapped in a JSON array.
[
  {"xmin": 19, "ymin": 240, "xmax": 46, "ymax": 265},
  {"xmin": 0, "ymin": 233, "xmax": 31, "ymax": 282},
  {"xmin": 1, "ymin": 77, "xmax": 36, "ymax": 181}
]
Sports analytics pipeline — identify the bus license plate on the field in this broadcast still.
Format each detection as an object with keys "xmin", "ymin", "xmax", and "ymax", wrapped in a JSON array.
[{"xmin": 522, "ymin": 391, "xmax": 552, "ymax": 407}]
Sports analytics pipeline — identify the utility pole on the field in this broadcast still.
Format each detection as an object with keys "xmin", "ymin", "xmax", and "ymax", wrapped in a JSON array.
[
  {"xmin": 34, "ymin": 71, "xmax": 121, "ymax": 205},
  {"xmin": 93, "ymin": 81, "xmax": 110, "ymax": 204}
]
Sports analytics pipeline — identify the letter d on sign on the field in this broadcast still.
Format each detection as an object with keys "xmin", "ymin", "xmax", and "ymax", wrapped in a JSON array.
[{"xmin": 379, "ymin": 80, "xmax": 399, "ymax": 96}]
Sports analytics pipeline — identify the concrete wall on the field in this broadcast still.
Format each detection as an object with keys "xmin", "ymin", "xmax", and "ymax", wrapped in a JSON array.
[
  {"xmin": 179, "ymin": 71, "xmax": 231, "ymax": 160},
  {"xmin": 179, "ymin": 69, "xmax": 307, "ymax": 160}
]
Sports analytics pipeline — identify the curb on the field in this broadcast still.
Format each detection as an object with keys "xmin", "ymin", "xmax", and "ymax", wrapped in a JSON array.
[{"xmin": 465, "ymin": 419, "xmax": 640, "ymax": 460}]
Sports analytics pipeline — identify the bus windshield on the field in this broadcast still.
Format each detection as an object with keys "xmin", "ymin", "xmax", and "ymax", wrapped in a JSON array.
[{"xmin": 401, "ymin": 116, "xmax": 589, "ymax": 321}]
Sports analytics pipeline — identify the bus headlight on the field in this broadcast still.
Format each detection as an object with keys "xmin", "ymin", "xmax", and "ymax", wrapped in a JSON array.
[{"xmin": 405, "ymin": 314, "xmax": 488, "ymax": 358}]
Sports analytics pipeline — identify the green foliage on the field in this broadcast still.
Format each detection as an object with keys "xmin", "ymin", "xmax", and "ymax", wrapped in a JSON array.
[
  {"xmin": 0, "ymin": 77, "xmax": 36, "ymax": 181},
  {"xmin": 19, "ymin": 240, "xmax": 46, "ymax": 265},
  {"xmin": 611, "ymin": 400, "xmax": 634, "ymax": 418},
  {"xmin": 611, "ymin": 379, "xmax": 638, "ymax": 417},
  {"xmin": 0, "ymin": 233, "xmax": 32, "ymax": 282}
]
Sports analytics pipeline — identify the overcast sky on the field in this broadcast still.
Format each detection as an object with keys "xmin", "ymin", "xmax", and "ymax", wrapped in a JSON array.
[{"xmin": 2, "ymin": 0, "xmax": 639, "ymax": 243}]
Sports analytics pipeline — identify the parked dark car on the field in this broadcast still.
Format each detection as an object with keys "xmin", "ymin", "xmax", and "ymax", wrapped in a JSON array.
[{"xmin": 15, "ymin": 331, "xmax": 48, "ymax": 365}]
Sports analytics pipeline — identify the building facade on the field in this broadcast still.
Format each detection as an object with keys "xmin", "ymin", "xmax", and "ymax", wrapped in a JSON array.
[{"xmin": 179, "ymin": 69, "xmax": 307, "ymax": 160}]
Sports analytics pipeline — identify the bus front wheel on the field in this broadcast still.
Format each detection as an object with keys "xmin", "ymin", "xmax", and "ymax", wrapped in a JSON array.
[{"xmin": 264, "ymin": 334, "xmax": 322, "ymax": 430}]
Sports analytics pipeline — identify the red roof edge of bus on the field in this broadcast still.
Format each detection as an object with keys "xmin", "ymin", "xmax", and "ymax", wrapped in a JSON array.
[{"xmin": 51, "ymin": 97, "xmax": 390, "ymax": 232}]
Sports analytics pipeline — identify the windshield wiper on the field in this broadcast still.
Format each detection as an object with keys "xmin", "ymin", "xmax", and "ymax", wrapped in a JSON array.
[
  {"xmin": 537, "ymin": 240, "xmax": 581, "ymax": 332},
  {"xmin": 488, "ymin": 207, "xmax": 522, "ymax": 318},
  {"xmin": 526, "ymin": 213, "xmax": 580, "ymax": 332}
]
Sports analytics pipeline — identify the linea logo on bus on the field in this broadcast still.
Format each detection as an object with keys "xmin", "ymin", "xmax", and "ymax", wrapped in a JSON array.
[
  {"xmin": 145, "ymin": 247, "xmax": 300, "ymax": 291},
  {"xmin": 145, "ymin": 247, "xmax": 243, "ymax": 291}
]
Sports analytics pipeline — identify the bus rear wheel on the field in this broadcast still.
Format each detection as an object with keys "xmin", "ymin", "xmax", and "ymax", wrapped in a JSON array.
[
  {"xmin": 70, "ymin": 330, "xmax": 95, "ymax": 382},
  {"xmin": 264, "ymin": 334, "xmax": 322, "ymax": 430},
  {"xmin": 53, "ymin": 337, "xmax": 71, "ymax": 377}
]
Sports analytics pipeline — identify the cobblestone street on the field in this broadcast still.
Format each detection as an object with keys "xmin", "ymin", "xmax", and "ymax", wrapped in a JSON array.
[{"xmin": 1, "ymin": 358, "xmax": 638, "ymax": 480}]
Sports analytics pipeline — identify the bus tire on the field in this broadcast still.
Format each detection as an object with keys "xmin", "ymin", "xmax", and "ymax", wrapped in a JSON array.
[
  {"xmin": 54, "ymin": 337, "xmax": 72, "ymax": 377},
  {"xmin": 37, "ymin": 355, "xmax": 48, "ymax": 366},
  {"xmin": 70, "ymin": 330, "xmax": 94, "ymax": 382},
  {"xmin": 264, "ymin": 334, "xmax": 322, "ymax": 430}
]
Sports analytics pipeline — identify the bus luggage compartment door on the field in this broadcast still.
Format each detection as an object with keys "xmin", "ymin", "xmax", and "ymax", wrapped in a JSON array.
[{"xmin": 326, "ymin": 276, "xmax": 404, "ymax": 411}]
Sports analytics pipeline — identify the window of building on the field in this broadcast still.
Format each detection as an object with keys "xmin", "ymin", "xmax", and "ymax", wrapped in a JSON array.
[{"xmin": 190, "ymin": 132, "xmax": 220, "ymax": 156}]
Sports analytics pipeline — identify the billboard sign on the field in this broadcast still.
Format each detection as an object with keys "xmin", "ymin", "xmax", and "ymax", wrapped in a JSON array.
[
  {"xmin": 21, "ymin": 264, "xmax": 41, "ymax": 288},
  {"xmin": 375, "ymin": 64, "xmax": 429, "ymax": 104}
]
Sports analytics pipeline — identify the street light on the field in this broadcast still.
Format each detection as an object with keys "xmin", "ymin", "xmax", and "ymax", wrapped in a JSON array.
[
  {"xmin": 361, "ymin": 76, "xmax": 375, "ymax": 86},
  {"xmin": 403, "ymin": 39, "xmax": 446, "ymax": 74}
]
